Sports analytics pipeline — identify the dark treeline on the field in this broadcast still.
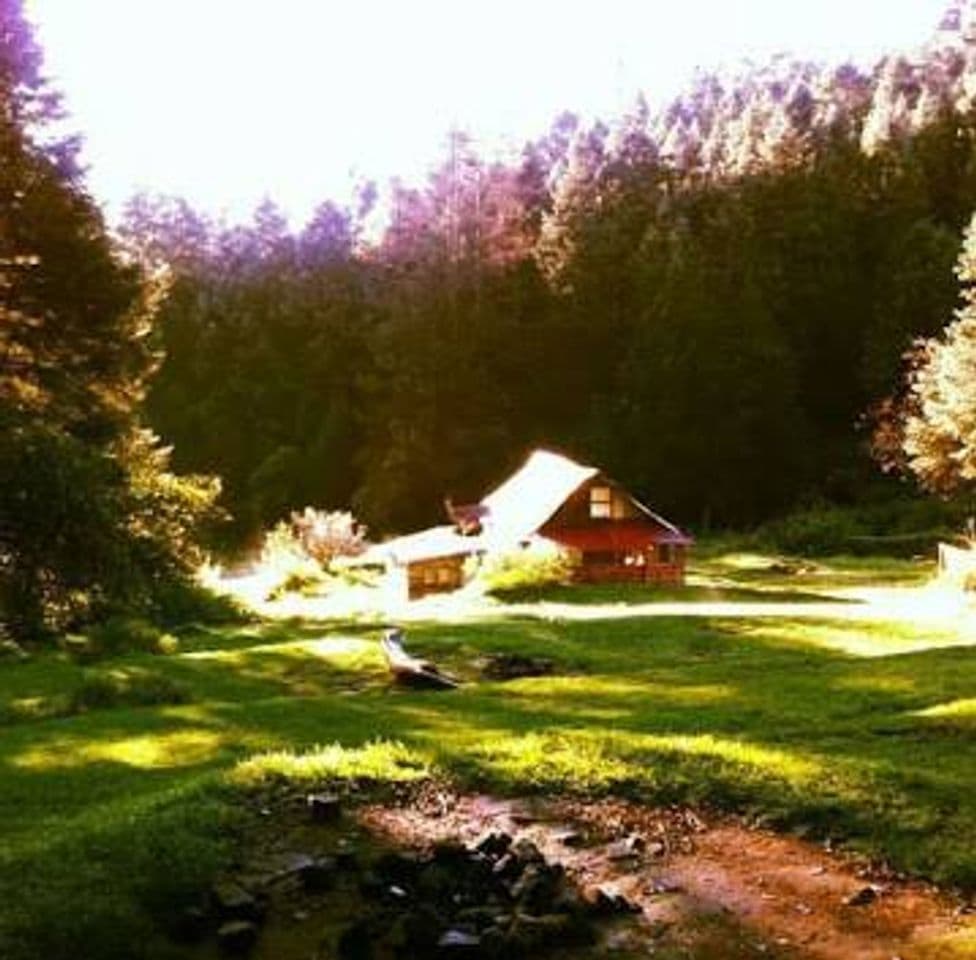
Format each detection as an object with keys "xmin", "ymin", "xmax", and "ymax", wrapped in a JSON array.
[{"xmin": 121, "ymin": 7, "xmax": 976, "ymax": 547}]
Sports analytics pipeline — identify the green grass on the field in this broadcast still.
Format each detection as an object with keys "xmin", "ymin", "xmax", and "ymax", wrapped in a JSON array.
[{"xmin": 0, "ymin": 552, "xmax": 973, "ymax": 958}]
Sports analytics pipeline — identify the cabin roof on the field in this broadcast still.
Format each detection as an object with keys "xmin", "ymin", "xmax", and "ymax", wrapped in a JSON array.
[
  {"xmin": 481, "ymin": 449, "xmax": 599, "ymax": 542},
  {"xmin": 356, "ymin": 449, "xmax": 692, "ymax": 566}
]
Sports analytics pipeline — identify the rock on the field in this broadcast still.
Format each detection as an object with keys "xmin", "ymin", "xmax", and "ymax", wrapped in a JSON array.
[
  {"xmin": 417, "ymin": 863, "xmax": 456, "ymax": 903},
  {"xmin": 456, "ymin": 905, "xmax": 508, "ymax": 930},
  {"xmin": 358, "ymin": 869, "xmax": 385, "ymax": 899},
  {"xmin": 300, "ymin": 855, "xmax": 339, "ymax": 892},
  {"xmin": 335, "ymin": 845, "xmax": 360, "ymax": 871},
  {"xmin": 168, "ymin": 904, "xmax": 210, "ymax": 943},
  {"xmin": 491, "ymin": 852, "xmax": 524, "ymax": 885},
  {"xmin": 845, "ymin": 886, "xmax": 878, "ymax": 907},
  {"xmin": 507, "ymin": 912, "xmax": 593, "ymax": 952},
  {"xmin": 337, "ymin": 918, "xmax": 374, "ymax": 960},
  {"xmin": 374, "ymin": 850, "xmax": 424, "ymax": 885},
  {"xmin": 511, "ymin": 839, "xmax": 544, "ymax": 865},
  {"xmin": 474, "ymin": 831, "xmax": 513, "ymax": 858},
  {"xmin": 479, "ymin": 654, "xmax": 555, "ymax": 681},
  {"xmin": 588, "ymin": 886, "xmax": 642, "ymax": 916},
  {"xmin": 432, "ymin": 840, "xmax": 470, "ymax": 868},
  {"xmin": 606, "ymin": 834, "xmax": 644, "ymax": 860},
  {"xmin": 307, "ymin": 792, "xmax": 342, "ymax": 823},
  {"xmin": 391, "ymin": 905, "xmax": 444, "ymax": 954},
  {"xmin": 217, "ymin": 920, "xmax": 259, "ymax": 955},
  {"xmin": 211, "ymin": 881, "xmax": 264, "ymax": 923},
  {"xmin": 437, "ymin": 928, "xmax": 482, "ymax": 954},
  {"xmin": 480, "ymin": 924, "xmax": 507, "ymax": 959},
  {"xmin": 553, "ymin": 829, "xmax": 584, "ymax": 848},
  {"xmin": 552, "ymin": 887, "xmax": 589, "ymax": 918},
  {"xmin": 511, "ymin": 863, "xmax": 564, "ymax": 913}
]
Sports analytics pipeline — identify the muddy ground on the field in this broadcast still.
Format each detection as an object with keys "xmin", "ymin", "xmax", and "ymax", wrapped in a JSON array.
[{"xmin": 193, "ymin": 785, "xmax": 975, "ymax": 960}]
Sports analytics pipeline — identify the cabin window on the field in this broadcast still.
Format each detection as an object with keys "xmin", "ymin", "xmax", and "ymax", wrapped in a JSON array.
[
  {"xmin": 589, "ymin": 486, "xmax": 612, "ymax": 519},
  {"xmin": 658, "ymin": 544, "xmax": 674, "ymax": 564},
  {"xmin": 436, "ymin": 566, "xmax": 454, "ymax": 585}
]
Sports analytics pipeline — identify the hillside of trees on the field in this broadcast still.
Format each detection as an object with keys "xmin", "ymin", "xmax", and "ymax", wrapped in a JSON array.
[
  {"xmin": 113, "ymin": 4, "xmax": 976, "ymax": 548},
  {"xmin": 7, "ymin": 1, "xmax": 976, "ymax": 639}
]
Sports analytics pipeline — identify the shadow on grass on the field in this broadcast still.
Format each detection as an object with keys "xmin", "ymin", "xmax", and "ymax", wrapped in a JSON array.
[{"xmin": 0, "ymin": 608, "xmax": 973, "ymax": 960}]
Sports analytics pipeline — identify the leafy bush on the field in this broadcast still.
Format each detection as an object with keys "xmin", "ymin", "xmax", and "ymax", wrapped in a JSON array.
[
  {"xmin": 760, "ymin": 498, "xmax": 970, "ymax": 556},
  {"xmin": 477, "ymin": 545, "xmax": 578, "ymax": 596},
  {"xmin": 290, "ymin": 508, "xmax": 367, "ymax": 568},
  {"xmin": 150, "ymin": 576, "xmax": 245, "ymax": 628},
  {"xmin": 259, "ymin": 508, "xmax": 368, "ymax": 598}
]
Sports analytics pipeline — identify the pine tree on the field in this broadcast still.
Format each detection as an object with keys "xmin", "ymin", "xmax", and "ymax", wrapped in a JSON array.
[{"xmin": 0, "ymin": 1, "xmax": 220, "ymax": 639}]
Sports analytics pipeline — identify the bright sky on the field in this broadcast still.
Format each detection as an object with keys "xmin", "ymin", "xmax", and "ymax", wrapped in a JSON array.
[{"xmin": 26, "ymin": 0, "xmax": 950, "ymax": 228}]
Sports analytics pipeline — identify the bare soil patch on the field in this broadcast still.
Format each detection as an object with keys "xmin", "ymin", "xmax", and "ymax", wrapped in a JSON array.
[
  {"xmin": 183, "ymin": 785, "xmax": 973, "ymax": 959},
  {"xmin": 361, "ymin": 790, "xmax": 975, "ymax": 960}
]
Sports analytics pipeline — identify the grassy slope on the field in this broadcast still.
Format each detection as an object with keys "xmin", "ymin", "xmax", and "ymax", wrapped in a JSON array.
[{"xmin": 0, "ymin": 554, "xmax": 974, "ymax": 958}]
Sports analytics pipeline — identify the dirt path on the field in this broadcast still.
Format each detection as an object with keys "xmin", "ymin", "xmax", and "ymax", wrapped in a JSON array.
[{"xmin": 361, "ymin": 792, "xmax": 975, "ymax": 960}]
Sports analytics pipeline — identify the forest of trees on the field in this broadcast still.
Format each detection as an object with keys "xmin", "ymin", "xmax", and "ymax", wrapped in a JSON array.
[
  {"xmin": 116, "ymin": 5, "xmax": 976, "ymax": 548},
  {"xmin": 7, "ymin": 0, "xmax": 976, "ymax": 637}
]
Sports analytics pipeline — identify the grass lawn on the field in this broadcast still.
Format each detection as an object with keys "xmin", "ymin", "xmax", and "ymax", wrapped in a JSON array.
[{"xmin": 1, "ymin": 553, "xmax": 974, "ymax": 958}]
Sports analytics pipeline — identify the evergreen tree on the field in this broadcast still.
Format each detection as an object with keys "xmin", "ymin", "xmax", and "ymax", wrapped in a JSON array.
[{"xmin": 0, "ymin": 1, "xmax": 219, "ymax": 639}]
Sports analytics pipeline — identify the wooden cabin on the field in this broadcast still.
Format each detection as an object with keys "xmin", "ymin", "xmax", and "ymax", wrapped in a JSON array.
[{"xmin": 355, "ymin": 450, "xmax": 692, "ymax": 599}]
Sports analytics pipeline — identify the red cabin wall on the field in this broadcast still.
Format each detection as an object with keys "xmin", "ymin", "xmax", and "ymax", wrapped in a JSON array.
[{"xmin": 541, "ymin": 476, "xmax": 687, "ymax": 585}]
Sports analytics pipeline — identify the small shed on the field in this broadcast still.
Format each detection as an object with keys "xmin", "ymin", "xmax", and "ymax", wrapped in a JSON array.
[{"xmin": 357, "ymin": 450, "xmax": 693, "ymax": 599}]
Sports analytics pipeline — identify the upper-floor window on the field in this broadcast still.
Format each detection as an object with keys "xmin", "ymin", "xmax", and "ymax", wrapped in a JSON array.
[{"xmin": 589, "ymin": 485, "xmax": 612, "ymax": 519}]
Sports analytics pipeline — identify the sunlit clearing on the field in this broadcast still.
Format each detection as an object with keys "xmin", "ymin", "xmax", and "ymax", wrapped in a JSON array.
[
  {"xmin": 13, "ymin": 729, "xmax": 226, "ymax": 770},
  {"xmin": 915, "ymin": 698, "xmax": 976, "ymax": 724},
  {"xmin": 740, "ymin": 615, "xmax": 976, "ymax": 657},
  {"xmin": 459, "ymin": 730, "xmax": 822, "ymax": 791},
  {"xmin": 835, "ymin": 675, "xmax": 918, "ymax": 694},
  {"xmin": 231, "ymin": 740, "xmax": 430, "ymax": 787},
  {"xmin": 502, "ymin": 675, "xmax": 734, "ymax": 704},
  {"xmin": 183, "ymin": 635, "xmax": 373, "ymax": 662},
  {"xmin": 633, "ymin": 733, "xmax": 823, "ymax": 782}
]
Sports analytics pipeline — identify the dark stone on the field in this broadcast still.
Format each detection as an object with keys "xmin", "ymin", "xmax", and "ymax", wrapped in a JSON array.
[
  {"xmin": 335, "ymin": 846, "xmax": 360, "ymax": 871},
  {"xmin": 506, "ymin": 913, "xmax": 589, "ymax": 953},
  {"xmin": 553, "ymin": 829, "xmax": 584, "ymax": 848},
  {"xmin": 606, "ymin": 834, "xmax": 644, "ymax": 861},
  {"xmin": 437, "ymin": 928, "xmax": 482, "ymax": 954},
  {"xmin": 480, "ymin": 925, "xmax": 508, "ymax": 960},
  {"xmin": 417, "ymin": 864, "xmax": 456, "ymax": 904},
  {"xmin": 337, "ymin": 918, "xmax": 374, "ymax": 960},
  {"xmin": 358, "ymin": 869, "xmax": 385, "ymax": 899},
  {"xmin": 300, "ymin": 855, "xmax": 339, "ymax": 892},
  {"xmin": 168, "ymin": 904, "xmax": 210, "ymax": 943},
  {"xmin": 552, "ymin": 887, "xmax": 589, "ymax": 918},
  {"xmin": 511, "ymin": 839, "xmax": 544, "ymax": 865},
  {"xmin": 456, "ymin": 906, "xmax": 508, "ymax": 930},
  {"xmin": 308, "ymin": 792, "xmax": 342, "ymax": 823},
  {"xmin": 217, "ymin": 920, "xmax": 259, "ymax": 955},
  {"xmin": 480, "ymin": 654, "xmax": 555, "ymax": 681},
  {"xmin": 511, "ymin": 864, "xmax": 564, "ymax": 913},
  {"xmin": 474, "ymin": 831, "xmax": 513, "ymax": 858},
  {"xmin": 393, "ymin": 904, "xmax": 444, "ymax": 954},
  {"xmin": 211, "ymin": 881, "xmax": 265, "ymax": 923},
  {"xmin": 587, "ymin": 887, "xmax": 641, "ymax": 916},
  {"xmin": 845, "ymin": 886, "xmax": 878, "ymax": 907},
  {"xmin": 375, "ymin": 850, "xmax": 425, "ymax": 886},
  {"xmin": 431, "ymin": 840, "xmax": 470, "ymax": 868},
  {"xmin": 491, "ymin": 853, "xmax": 523, "ymax": 884}
]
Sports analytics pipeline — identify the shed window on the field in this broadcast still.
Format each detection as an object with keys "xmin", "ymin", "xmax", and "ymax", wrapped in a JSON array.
[{"xmin": 589, "ymin": 486, "xmax": 612, "ymax": 519}]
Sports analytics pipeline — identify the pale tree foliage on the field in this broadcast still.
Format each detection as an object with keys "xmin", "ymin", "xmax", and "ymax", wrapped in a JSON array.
[{"xmin": 904, "ymin": 213, "xmax": 976, "ymax": 492}]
